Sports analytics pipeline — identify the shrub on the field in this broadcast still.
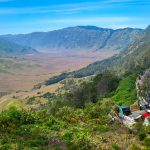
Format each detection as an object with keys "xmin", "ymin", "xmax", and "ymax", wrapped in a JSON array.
[
  {"xmin": 0, "ymin": 136, "xmax": 9, "ymax": 145},
  {"xmin": 56, "ymin": 106, "xmax": 74, "ymax": 121},
  {"xmin": 0, "ymin": 107, "xmax": 22, "ymax": 132},
  {"xmin": 0, "ymin": 107, "xmax": 35, "ymax": 133},
  {"xmin": 45, "ymin": 116, "xmax": 58, "ymax": 127},
  {"xmin": 99, "ymin": 136, "xmax": 107, "ymax": 143},
  {"xmin": 0, "ymin": 144, "xmax": 11, "ymax": 150},
  {"xmin": 63, "ymin": 130, "xmax": 74, "ymax": 146},
  {"xmin": 144, "ymin": 137, "xmax": 150, "ymax": 148},
  {"xmin": 26, "ymin": 97, "xmax": 37, "ymax": 105},
  {"xmin": 67, "ymin": 114, "xmax": 79, "ymax": 124},
  {"xmin": 13, "ymin": 125, "xmax": 32, "ymax": 136},
  {"xmin": 63, "ymin": 130, "xmax": 74, "ymax": 140},
  {"xmin": 112, "ymin": 143, "xmax": 120, "ymax": 150},
  {"xmin": 92, "ymin": 125, "xmax": 108, "ymax": 132},
  {"xmin": 69, "ymin": 133, "xmax": 95, "ymax": 150},
  {"xmin": 129, "ymin": 142, "xmax": 142, "ymax": 150},
  {"xmin": 138, "ymin": 132, "xmax": 147, "ymax": 141},
  {"xmin": 24, "ymin": 135, "xmax": 48, "ymax": 147},
  {"xmin": 144, "ymin": 125, "xmax": 150, "ymax": 133}
]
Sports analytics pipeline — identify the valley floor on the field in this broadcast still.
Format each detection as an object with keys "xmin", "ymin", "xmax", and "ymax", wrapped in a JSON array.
[{"xmin": 0, "ymin": 50, "xmax": 118, "ymax": 93}]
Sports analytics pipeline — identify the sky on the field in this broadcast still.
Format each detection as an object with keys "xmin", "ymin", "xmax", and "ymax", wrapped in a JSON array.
[{"xmin": 0, "ymin": 0, "xmax": 150, "ymax": 34}]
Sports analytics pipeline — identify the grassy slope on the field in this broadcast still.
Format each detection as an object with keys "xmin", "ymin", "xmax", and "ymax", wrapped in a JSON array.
[
  {"xmin": 0, "ymin": 69, "xmax": 149, "ymax": 149},
  {"xmin": 112, "ymin": 75, "xmax": 137, "ymax": 106},
  {"xmin": 0, "ymin": 100, "xmax": 148, "ymax": 150}
]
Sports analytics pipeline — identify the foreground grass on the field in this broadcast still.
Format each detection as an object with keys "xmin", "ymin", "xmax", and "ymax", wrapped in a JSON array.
[{"xmin": 0, "ymin": 99, "xmax": 149, "ymax": 150}]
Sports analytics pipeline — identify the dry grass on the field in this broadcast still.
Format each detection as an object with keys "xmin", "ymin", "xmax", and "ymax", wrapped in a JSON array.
[
  {"xmin": 0, "ymin": 82, "xmax": 63, "ymax": 111},
  {"xmin": 0, "ymin": 50, "xmax": 118, "ymax": 111},
  {"xmin": 0, "ymin": 51, "xmax": 118, "ymax": 92}
]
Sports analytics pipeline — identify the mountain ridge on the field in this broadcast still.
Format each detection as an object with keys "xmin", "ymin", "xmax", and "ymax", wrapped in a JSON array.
[
  {"xmin": 72, "ymin": 25, "xmax": 150, "ymax": 77},
  {"xmin": 0, "ymin": 38, "xmax": 37, "ymax": 56},
  {"xmin": 43, "ymin": 25, "xmax": 150, "ymax": 85},
  {"xmin": 0, "ymin": 26, "xmax": 143, "ymax": 52}
]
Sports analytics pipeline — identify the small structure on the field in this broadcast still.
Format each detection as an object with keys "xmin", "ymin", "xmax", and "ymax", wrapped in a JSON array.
[
  {"xmin": 114, "ymin": 105, "xmax": 135, "ymax": 127},
  {"xmin": 129, "ymin": 112, "xmax": 142, "ymax": 121},
  {"xmin": 122, "ymin": 115, "xmax": 135, "ymax": 127},
  {"xmin": 120, "ymin": 106, "xmax": 131, "ymax": 116},
  {"xmin": 114, "ymin": 104, "xmax": 150, "ymax": 128}
]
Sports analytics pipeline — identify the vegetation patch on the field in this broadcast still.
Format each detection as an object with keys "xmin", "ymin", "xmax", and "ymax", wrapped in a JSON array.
[{"xmin": 112, "ymin": 75, "xmax": 137, "ymax": 106}]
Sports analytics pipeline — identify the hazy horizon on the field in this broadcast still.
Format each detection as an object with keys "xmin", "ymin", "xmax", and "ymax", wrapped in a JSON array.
[{"xmin": 0, "ymin": 24, "xmax": 149, "ymax": 35}]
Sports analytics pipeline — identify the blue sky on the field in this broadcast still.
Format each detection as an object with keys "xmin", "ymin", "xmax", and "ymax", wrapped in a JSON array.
[{"xmin": 0, "ymin": 0, "xmax": 150, "ymax": 34}]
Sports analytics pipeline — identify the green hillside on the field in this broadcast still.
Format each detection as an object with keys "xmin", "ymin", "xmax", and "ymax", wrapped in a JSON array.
[
  {"xmin": 111, "ymin": 75, "xmax": 137, "ymax": 106},
  {"xmin": 0, "ymin": 63, "xmax": 150, "ymax": 149},
  {"xmin": 0, "ymin": 38, "xmax": 37, "ymax": 56}
]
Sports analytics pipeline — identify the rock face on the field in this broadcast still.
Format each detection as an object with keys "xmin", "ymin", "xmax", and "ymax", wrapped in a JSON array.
[
  {"xmin": 0, "ymin": 26, "xmax": 143, "ymax": 52},
  {"xmin": 0, "ymin": 38, "xmax": 37, "ymax": 56},
  {"xmin": 138, "ymin": 69, "xmax": 150, "ymax": 99}
]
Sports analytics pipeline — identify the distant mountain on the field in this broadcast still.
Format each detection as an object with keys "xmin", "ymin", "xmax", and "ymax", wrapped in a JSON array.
[
  {"xmin": 1, "ymin": 26, "xmax": 143, "ymax": 52},
  {"xmin": 71, "ymin": 25, "xmax": 150, "ymax": 77},
  {"xmin": 0, "ymin": 38, "xmax": 37, "ymax": 56},
  {"xmin": 44, "ymin": 25, "xmax": 150, "ymax": 85}
]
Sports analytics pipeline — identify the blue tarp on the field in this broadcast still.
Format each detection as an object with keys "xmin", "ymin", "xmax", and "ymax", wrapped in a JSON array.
[
  {"xmin": 146, "ymin": 99, "xmax": 150, "ymax": 103},
  {"xmin": 120, "ymin": 106, "xmax": 130, "ymax": 109}
]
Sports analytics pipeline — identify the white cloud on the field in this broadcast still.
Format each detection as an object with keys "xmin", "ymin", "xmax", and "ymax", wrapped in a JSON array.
[
  {"xmin": 43, "ymin": 17, "xmax": 132, "ymax": 24},
  {"xmin": 0, "ymin": 0, "xmax": 141, "ymax": 15},
  {"xmin": 0, "ymin": 2, "xmax": 105, "ymax": 15},
  {"xmin": 0, "ymin": 0, "xmax": 149, "ymax": 15}
]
